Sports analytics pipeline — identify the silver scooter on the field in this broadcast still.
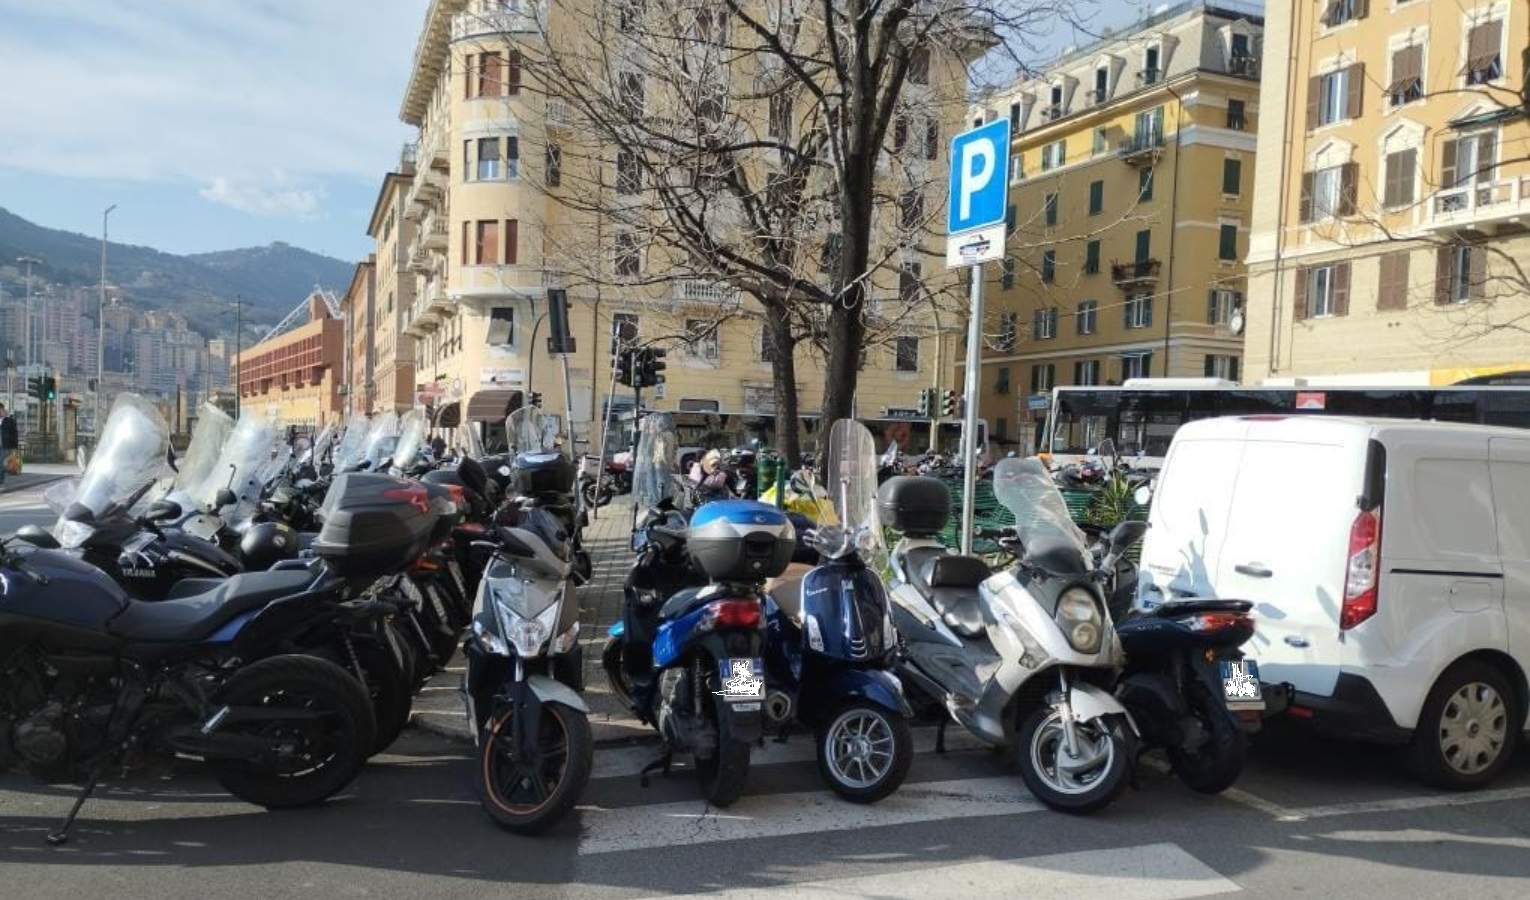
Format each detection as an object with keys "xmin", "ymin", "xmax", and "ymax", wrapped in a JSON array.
[{"xmin": 879, "ymin": 456, "xmax": 1139, "ymax": 813}]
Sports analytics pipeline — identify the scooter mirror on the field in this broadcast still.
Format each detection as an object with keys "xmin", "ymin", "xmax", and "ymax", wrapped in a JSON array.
[
  {"xmin": 215, "ymin": 488, "xmax": 239, "ymax": 509},
  {"xmin": 1133, "ymin": 485, "xmax": 1153, "ymax": 506},
  {"xmin": 1108, "ymin": 520, "xmax": 1149, "ymax": 555}
]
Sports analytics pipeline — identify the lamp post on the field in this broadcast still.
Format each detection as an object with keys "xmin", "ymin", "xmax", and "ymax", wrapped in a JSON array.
[
  {"xmin": 17, "ymin": 255, "xmax": 41, "ymax": 432},
  {"xmin": 96, "ymin": 204, "xmax": 116, "ymax": 435},
  {"xmin": 234, "ymin": 293, "xmax": 242, "ymax": 419}
]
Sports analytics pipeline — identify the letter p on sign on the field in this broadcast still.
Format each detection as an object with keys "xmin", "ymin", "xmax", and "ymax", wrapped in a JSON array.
[{"xmin": 946, "ymin": 119, "xmax": 1010, "ymax": 237}]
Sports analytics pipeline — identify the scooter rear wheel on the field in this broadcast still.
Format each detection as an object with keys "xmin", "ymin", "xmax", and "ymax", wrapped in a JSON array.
[
  {"xmin": 694, "ymin": 668, "xmax": 752, "ymax": 807},
  {"xmin": 1166, "ymin": 682, "xmax": 1246, "ymax": 795},
  {"xmin": 1015, "ymin": 705, "xmax": 1134, "ymax": 814}
]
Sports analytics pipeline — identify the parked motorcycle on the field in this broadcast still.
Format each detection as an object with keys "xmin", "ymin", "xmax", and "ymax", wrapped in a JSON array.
[{"xmin": 879, "ymin": 460, "xmax": 1139, "ymax": 813}]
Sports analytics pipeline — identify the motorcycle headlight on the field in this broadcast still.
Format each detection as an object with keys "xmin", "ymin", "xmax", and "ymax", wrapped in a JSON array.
[
  {"xmin": 506, "ymin": 616, "xmax": 550, "ymax": 657},
  {"xmin": 1055, "ymin": 587, "xmax": 1104, "ymax": 655}
]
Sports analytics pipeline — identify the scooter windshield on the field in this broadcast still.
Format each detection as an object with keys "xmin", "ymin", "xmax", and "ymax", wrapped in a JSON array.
[
  {"xmin": 826, "ymin": 419, "xmax": 880, "ymax": 533},
  {"xmin": 172, "ymin": 403, "xmax": 234, "ymax": 496},
  {"xmin": 392, "ymin": 410, "xmax": 429, "ymax": 470},
  {"xmin": 507, "ymin": 408, "xmax": 553, "ymax": 454},
  {"xmin": 633, "ymin": 412, "xmax": 681, "ymax": 509},
  {"xmin": 308, "ymin": 424, "xmax": 336, "ymax": 468},
  {"xmin": 361, "ymin": 411, "xmax": 400, "ymax": 470},
  {"xmin": 991, "ymin": 456, "xmax": 1089, "ymax": 554},
  {"xmin": 198, "ymin": 409, "xmax": 280, "ymax": 517},
  {"xmin": 333, "ymin": 414, "xmax": 373, "ymax": 472},
  {"xmin": 457, "ymin": 421, "xmax": 485, "ymax": 461},
  {"xmin": 50, "ymin": 393, "xmax": 170, "ymax": 540}
]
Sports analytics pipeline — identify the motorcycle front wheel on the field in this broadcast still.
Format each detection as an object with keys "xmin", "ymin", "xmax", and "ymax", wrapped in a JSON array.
[
  {"xmin": 478, "ymin": 700, "xmax": 593, "ymax": 834},
  {"xmin": 815, "ymin": 701, "xmax": 914, "ymax": 804},
  {"xmin": 601, "ymin": 638, "xmax": 632, "ymax": 708},
  {"xmin": 1015, "ymin": 705, "xmax": 1135, "ymax": 814}
]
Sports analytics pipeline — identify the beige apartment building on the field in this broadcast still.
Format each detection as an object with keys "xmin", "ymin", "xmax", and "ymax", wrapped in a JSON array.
[
  {"xmin": 1245, "ymin": 0, "xmax": 1530, "ymax": 385},
  {"xmin": 389, "ymin": 0, "xmax": 974, "ymax": 454},
  {"xmin": 341, "ymin": 258, "xmax": 376, "ymax": 416},
  {"xmin": 963, "ymin": 1, "xmax": 1264, "ymax": 452},
  {"xmin": 368, "ymin": 167, "xmax": 419, "ymax": 413}
]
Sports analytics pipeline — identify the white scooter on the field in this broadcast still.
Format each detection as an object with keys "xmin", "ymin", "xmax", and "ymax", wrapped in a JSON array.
[{"xmin": 879, "ymin": 456, "xmax": 1139, "ymax": 813}]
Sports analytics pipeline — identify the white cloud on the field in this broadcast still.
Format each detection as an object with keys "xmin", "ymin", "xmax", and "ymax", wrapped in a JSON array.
[
  {"xmin": 0, "ymin": 0, "xmax": 420, "ymax": 214},
  {"xmin": 200, "ymin": 174, "xmax": 328, "ymax": 221}
]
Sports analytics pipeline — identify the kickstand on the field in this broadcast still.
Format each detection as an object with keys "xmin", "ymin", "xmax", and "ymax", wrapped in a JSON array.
[
  {"xmin": 47, "ymin": 773, "xmax": 100, "ymax": 846},
  {"xmin": 935, "ymin": 719, "xmax": 948, "ymax": 755},
  {"xmin": 638, "ymin": 749, "xmax": 673, "ymax": 789}
]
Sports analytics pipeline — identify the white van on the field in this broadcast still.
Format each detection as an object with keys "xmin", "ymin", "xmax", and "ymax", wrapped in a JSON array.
[{"xmin": 1135, "ymin": 415, "xmax": 1530, "ymax": 789}]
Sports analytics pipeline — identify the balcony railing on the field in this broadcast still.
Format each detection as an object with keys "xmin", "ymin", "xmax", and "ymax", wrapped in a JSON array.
[
  {"xmin": 1118, "ymin": 129, "xmax": 1165, "ymax": 164},
  {"xmin": 672, "ymin": 279, "xmax": 740, "ymax": 306},
  {"xmin": 1111, "ymin": 258, "xmax": 1162, "ymax": 286},
  {"xmin": 1137, "ymin": 67, "xmax": 1162, "ymax": 86},
  {"xmin": 1228, "ymin": 56, "xmax": 1259, "ymax": 78},
  {"xmin": 408, "ymin": 246, "xmax": 433, "ymax": 273},
  {"xmin": 1424, "ymin": 175, "xmax": 1530, "ymax": 235},
  {"xmin": 401, "ymin": 141, "xmax": 419, "ymax": 167},
  {"xmin": 546, "ymin": 96, "xmax": 570, "ymax": 126},
  {"xmin": 450, "ymin": 4, "xmax": 542, "ymax": 41},
  {"xmin": 422, "ymin": 212, "xmax": 449, "ymax": 250}
]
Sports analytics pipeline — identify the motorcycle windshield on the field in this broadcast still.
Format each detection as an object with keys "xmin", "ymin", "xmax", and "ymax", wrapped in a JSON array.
[
  {"xmin": 507, "ymin": 408, "xmax": 553, "ymax": 454},
  {"xmin": 333, "ymin": 414, "xmax": 373, "ymax": 471},
  {"xmin": 309, "ymin": 424, "xmax": 336, "ymax": 467},
  {"xmin": 633, "ymin": 412, "xmax": 680, "ymax": 509},
  {"xmin": 361, "ymin": 411, "xmax": 400, "ymax": 469},
  {"xmin": 393, "ymin": 410, "xmax": 428, "ymax": 470},
  {"xmin": 991, "ymin": 457, "xmax": 1089, "ymax": 554},
  {"xmin": 198, "ymin": 409, "xmax": 280, "ymax": 514},
  {"xmin": 173, "ymin": 403, "xmax": 234, "ymax": 496},
  {"xmin": 52, "ymin": 393, "xmax": 170, "ymax": 533},
  {"xmin": 456, "ymin": 421, "xmax": 485, "ymax": 461},
  {"xmin": 825, "ymin": 419, "xmax": 879, "ymax": 537}
]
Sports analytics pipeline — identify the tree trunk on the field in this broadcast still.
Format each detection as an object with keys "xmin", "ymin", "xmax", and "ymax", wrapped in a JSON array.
[
  {"xmin": 764, "ymin": 298, "xmax": 803, "ymax": 468},
  {"xmin": 819, "ymin": 150, "xmax": 876, "ymax": 483}
]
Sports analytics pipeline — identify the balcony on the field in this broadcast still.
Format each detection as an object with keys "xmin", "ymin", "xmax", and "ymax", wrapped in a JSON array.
[
  {"xmin": 408, "ymin": 246, "xmax": 433, "ymax": 273},
  {"xmin": 454, "ymin": 264, "xmax": 549, "ymax": 306},
  {"xmin": 424, "ymin": 128, "xmax": 449, "ymax": 170},
  {"xmin": 1118, "ymin": 130, "xmax": 1165, "ymax": 165},
  {"xmin": 672, "ymin": 279, "xmax": 740, "ymax": 307},
  {"xmin": 425, "ymin": 280, "xmax": 455, "ymax": 316},
  {"xmin": 1136, "ymin": 67, "xmax": 1162, "ymax": 86},
  {"xmin": 546, "ymin": 96, "xmax": 570, "ymax": 127},
  {"xmin": 1228, "ymin": 56, "xmax": 1259, "ymax": 78},
  {"xmin": 1424, "ymin": 175, "xmax": 1530, "ymax": 236},
  {"xmin": 450, "ymin": 4, "xmax": 542, "ymax": 42},
  {"xmin": 422, "ymin": 212, "xmax": 449, "ymax": 251},
  {"xmin": 1111, "ymin": 258, "xmax": 1161, "ymax": 288},
  {"xmin": 401, "ymin": 141, "xmax": 419, "ymax": 168}
]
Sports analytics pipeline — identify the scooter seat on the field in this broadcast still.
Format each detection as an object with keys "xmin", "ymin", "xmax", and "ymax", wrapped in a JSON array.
[
  {"xmin": 928, "ymin": 555, "xmax": 992, "ymax": 589},
  {"xmin": 769, "ymin": 578, "xmax": 804, "ymax": 625},
  {"xmin": 658, "ymin": 585, "xmax": 733, "ymax": 621},
  {"xmin": 930, "ymin": 587, "xmax": 987, "ymax": 640},
  {"xmin": 107, "ymin": 569, "xmax": 316, "ymax": 642},
  {"xmin": 1145, "ymin": 598, "xmax": 1254, "ymax": 617}
]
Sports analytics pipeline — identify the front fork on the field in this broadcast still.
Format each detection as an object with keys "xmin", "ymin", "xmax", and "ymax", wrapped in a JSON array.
[{"xmin": 1056, "ymin": 668, "xmax": 1082, "ymax": 759}]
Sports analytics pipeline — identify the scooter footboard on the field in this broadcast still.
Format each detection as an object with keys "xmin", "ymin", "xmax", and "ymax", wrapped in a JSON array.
[{"xmin": 797, "ymin": 668, "xmax": 914, "ymax": 727}]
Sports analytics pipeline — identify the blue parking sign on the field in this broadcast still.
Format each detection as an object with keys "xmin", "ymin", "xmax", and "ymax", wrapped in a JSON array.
[{"xmin": 947, "ymin": 119, "xmax": 1011, "ymax": 235}]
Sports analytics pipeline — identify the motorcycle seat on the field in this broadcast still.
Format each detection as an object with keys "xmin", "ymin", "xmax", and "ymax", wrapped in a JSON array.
[
  {"xmin": 1143, "ymin": 598, "xmax": 1254, "ymax": 618},
  {"xmin": 107, "ymin": 569, "xmax": 317, "ymax": 642},
  {"xmin": 165, "ymin": 578, "xmax": 225, "ymax": 599},
  {"xmin": 927, "ymin": 556, "xmax": 992, "ymax": 640}
]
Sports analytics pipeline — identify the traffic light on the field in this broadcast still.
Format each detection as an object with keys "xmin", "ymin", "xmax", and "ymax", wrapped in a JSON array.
[
  {"xmin": 26, "ymin": 377, "xmax": 41, "ymax": 400},
  {"xmin": 940, "ymin": 389, "xmax": 959, "ymax": 417},
  {"xmin": 44, "ymin": 377, "xmax": 56, "ymax": 401},
  {"xmin": 615, "ymin": 349, "xmax": 635, "ymax": 387},
  {"xmin": 527, "ymin": 391, "xmax": 543, "ymax": 408},
  {"xmin": 641, "ymin": 348, "xmax": 667, "ymax": 387},
  {"xmin": 918, "ymin": 388, "xmax": 933, "ymax": 417}
]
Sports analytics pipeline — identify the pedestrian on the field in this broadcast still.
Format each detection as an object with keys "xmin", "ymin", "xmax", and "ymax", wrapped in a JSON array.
[
  {"xmin": 0, "ymin": 403, "xmax": 17, "ymax": 486},
  {"xmin": 430, "ymin": 435, "xmax": 446, "ymax": 459},
  {"xmin": 689, "ymin": 449, "xmax": 732, "ymax": 502}
]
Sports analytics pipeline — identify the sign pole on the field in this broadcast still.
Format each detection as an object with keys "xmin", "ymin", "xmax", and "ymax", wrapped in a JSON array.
[{"xmin": 959, "ymin": 266, "xmax": 984, "ymax": 556}]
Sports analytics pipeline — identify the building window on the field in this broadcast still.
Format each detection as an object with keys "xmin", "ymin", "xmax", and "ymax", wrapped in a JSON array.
[
  {"xmin": 1138, "ymin": 166, "xmax": 1154, "ymax": 200},
  {"xmin": 1120, "ymin": 352, "xmax": 1152, "ymax": 380},
  {"xmin": 1207, "ymin": 288, "xmax": 1242, "ymax": 325},
  {"xmin": 1044, "ymin": 192, "xmax": 1058, "ymax": 226},
  {"xmin": 1387, "ymin": 44, "xmax": 1424, "ymax": 106},
  {"xmin": 922, "ymin": 117, "xmax": 940, "ymax": 161},
  {"xmin": 1383, "ymin": 148, "xmax": 1416, "ymax": 208},
  {"xmin": 768, "ymin": 93, "xmax": 793, "ymax": 140},
  {"xmin": 684, "ymin": 319, "xmax": 720, "ymax": 360},
  {"xmin": 899, "ymin": 261, "xmax": 922, "ymax": 303},
  {"xmin": 1295, "ymin": 262, "xmax": 1351, "ymax": 318},
  {"xmin": 1001, "ymin": 257, "xmax": 1016, "ymax": 290},
  {"xmin": 1032, "ymin": 307, "xmax": 1057, "ymax": 340},
  {"xmin": 1321, "ymin": 0, "xmax": 1365, "ymax": 29},
  {"xmin": 899, "ymin": 190, "xmax": 925, "ymax": 231},
  {"xmin": 1088, "ymin": 180, "xmax": 1103, "ymax": 215},
  {"xmin": 477, "ymin": 137, "xmax": 501, "ymax": 180},
  {"xmin": 1222, "ymin": 158, "xmax": 1242, "ymax": 195},
  {"xmin": 1310, "ymin": 65, "xmax": 1362, "ymax": 128},
  {"xmin": 472, "ymin": 220, "xmax": 499, "ymax": 265},
  {"xmin": 1077, "ymin": 300, "xmax": 1098, "ymax": 334},
  {"xmin": 616, "ymin": 150, "xmax": 641, "ymax": 195},
  {"xmin": 1439, "ymin": 131, "xmax": 1497, "ymax": 211},
  {"xmin": 1377, "ymin": 251, "xmax": 1410, "ymax": 311},
  {"xmin": 1030, "ymin": 363, "xmax": 1055, "ymax": 394},
  {"xmin": 504, "ymin": 219, "xmax": 519, "ymax": 264},
  {"xmin": 1008, "ymin": 101, "xmax": 1022, "ymax": 130},
  {"xmin": 1437, "ymin": 245, "xmax": 1486, "ymax": 304},
  {"xmin": 1084, "ymin": 240, "xmax": 1101, "ymax": 274},
  {"xmin": 487, "ymin": 307, "xmax": 514, "ymax": 346},
  {"xmin": 611, "ymin": 312, "xmax": 639, "ymax": 355},
  {"xmin": 1125, "ymin": 293, "xmax": 1153, "ymax": 329},
  {"xmin": 619, "ymin": 72, "xmax": 644, "ymax": 118},
  {"xmin": 1218, "ymin": 224, "xmax": 1239, "ymax": 261},
  {"xmin": 1142, "ymin": 45, "xmax": 1161, "ymax": 84},
  {"xmin": 894, "ymin": 336, "xmax": 919, "ymax": 372},
  {"xmin": 1300, "ymin": 163, "xmax": 1356, "ymax": 222},
  {"xmin": 1092, "ymin": 66, "xmax": 1109, "ymax": 104},
  {"xmin": 1204, "ymin": 354, "xmax": 1241, "ymax": 380},
  {"xmin": 758, "ymin": 327, "xmax": 776, "ymax": 362},
  {"xmin": 1040, "ymin": 249, "xmax": 1056, "ymax": 283},
  {"xmin": 1092, "ymin": 127, "xmax": 1108, "ymax": 156},
  {"xmin": 820, "ymin": 233, "xmax": 842, "ymax": 272},
  {"xmin": 998, "ymin": 312, "xmax": 1017, "ymax": 351},
  {"xmin": 1464, "ymin": 18, "xmax": 1503, "ymax": 84},
  {"xmin": 614, "ymin": 232, "xmax": 640, "ymax": 276},
  {"xmin": 995, "ymin": 366, "xmax": 1010, "ymax": 394},
  {"xmin": 1226, "ymin": 98, "xmax": 1246, "ymax": 130},
  {"xmin": 1041, "ymin": 140, "xmax": 1065, "ymax": 171},
  {"xmin": 546, "ymin": 144, "xmax": 561, "ymax": 187},
  {"xmin": 1008, "ymin": 152, "xmax": 1023, "ymax": 183},
  {"xmin": 1074, "ymin": 359, "xmax": 1100, "ymax": 386}
]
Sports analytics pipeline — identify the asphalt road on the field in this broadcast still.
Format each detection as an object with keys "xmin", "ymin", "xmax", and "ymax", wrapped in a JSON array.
[{"xmin": 3, "ymin": 483, "xmax": 1529, "ymax": 899}]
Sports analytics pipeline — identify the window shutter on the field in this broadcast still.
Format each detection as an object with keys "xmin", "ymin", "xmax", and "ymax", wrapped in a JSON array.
[
  {"xmin": 1293, "ymin": 267, "xmax": 1309, "ymax": 320},
  {"xmin": 461, "ymin": 221, "xmax": 471, "ymax": 265},
  {"xmin": 464, "ymin": 54, "xmax": 475, "ymax": 99},
  {"xmin": 1468, "ymin": 246, "xmax": 1487, "ymax": 300},
  {"xmin": 893, "ymin": 115, "xmax": 907, "ymax": 152},
  {"xmin": 1306, "ymin": 76, "xmax": 1321, "ymax": 130},
  {"xmin": 925, "ymin": 118, "xmax": 940, "ymax": 161},
  {"xmin": 1397, "ymin": 44, "xmax": 1422, "ymax": 83},
  {"xmin": 1354, "ymin": 0, "xmax": 1369, "ymax": 18},
  {"xmin": 1476, "ymin": 132, "xmax": 1498, "ymax": 180},
  {"xmin": 1345, "ymin": 63, "xmax": 1364, "ymax": 119},
  {"xmin": 505, "ymin": 219, "xmax": 519, "ymax": 265},
  {"xmin": 1339, "ymin": 162, "xmax": 1358, "ymax": 215},
  {"xmin": 1333, "ymin": 262, "xmax": 1351, "ymax": 316},
  {"xmin": 1377, "ymin": 251, "xmax": 1409, "ymax": 310},
  {"xmin": 1208, "ymin": 289, "xmax": 1219, "ymax": 324},
  {"xmin": 1440, "ymin": 138, "xmax": 1459, "ymax": 187},
  {"xmin": 1435, "ymin": 246, "xmax": 1454, "ymax": 305},
  {"xmin": 507, "ymin": 50, "xmax": 522, "ymax": 96},
  {"xmin": 1204, "ymin": 355, "xmax": 1216, "ymax": 377},
  {"xmin": 1299, "ymin": 171, "xmax": 1315, "ymax": 223}
]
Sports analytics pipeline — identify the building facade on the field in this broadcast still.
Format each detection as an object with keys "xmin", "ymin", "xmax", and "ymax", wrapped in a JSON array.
[
  {"xmin": 341, "ymin": 258, "xmax": 377, "ymax": 416},
  {"xmin": 1245, "ymin": 0, "xmax": 1530, "ymax": 385},
  {"xmin": 368, "ymin": 166, "xmax": 419, "ymax": 413},
  {"xmin": 232, "ymin": 293, "xmax": 346, "ymax": 428},
  {"xmin": 960, "ymin": 0, "xmax": 1263, "ymax": 452},
  {"xmin": 391, "ymin": 0, "xmax": 972, "ymax": 452}
]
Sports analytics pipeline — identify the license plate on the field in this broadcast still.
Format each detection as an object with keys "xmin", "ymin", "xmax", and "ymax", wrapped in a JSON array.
[
  {"xmin": 1220, "ymin": 659, "xmax": 1265, "ymax": 710},
  {"xmin": 716, "ymin": 658, "xmax": 765, "ymax": 702}
]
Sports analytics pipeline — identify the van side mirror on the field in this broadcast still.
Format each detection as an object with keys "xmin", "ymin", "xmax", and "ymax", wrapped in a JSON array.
[{"xmin": 1133, "ymin": 485, "xmax": 1153, "ymax": 506}]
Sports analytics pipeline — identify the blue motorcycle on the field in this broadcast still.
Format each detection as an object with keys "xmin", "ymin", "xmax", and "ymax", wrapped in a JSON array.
[{"xmin": 759, "ymin": 419, "xmax": 913, "ymax": 803}]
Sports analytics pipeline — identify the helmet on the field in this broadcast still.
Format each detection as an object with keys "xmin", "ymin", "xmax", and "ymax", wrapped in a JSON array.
[{"xmin": 239, "ymin": 522, "xmax": 300, "ymax": 571}]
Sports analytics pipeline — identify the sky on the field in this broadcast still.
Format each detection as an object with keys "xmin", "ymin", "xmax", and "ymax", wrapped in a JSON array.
[{"xmin": 0, "ymin": 0, "xmax": 1173, "ymax": 264}]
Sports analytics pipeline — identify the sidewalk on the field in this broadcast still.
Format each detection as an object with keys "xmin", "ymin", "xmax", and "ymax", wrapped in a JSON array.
[
  {"xmin": 410, "ymin": 496, "xmax": 656, "ymax": 747},
  {"xmin": 0, "ymin": 462, "xmax": 76, "ymax": 495}
]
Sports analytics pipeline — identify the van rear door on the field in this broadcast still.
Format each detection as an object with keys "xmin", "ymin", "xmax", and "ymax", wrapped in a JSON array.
[
  {"xmin": 1214, "ymin": 425, "xmax": 1369, "ymax": 697},
  {"xmin": 1135, "ymin": 428, "xmax": 1247, "ymax": 610}
]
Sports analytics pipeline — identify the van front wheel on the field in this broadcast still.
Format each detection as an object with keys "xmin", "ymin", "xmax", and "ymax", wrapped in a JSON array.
[{"xmin": 1408, "ymin": 661, "xmax": 1517, "ymax": 790}]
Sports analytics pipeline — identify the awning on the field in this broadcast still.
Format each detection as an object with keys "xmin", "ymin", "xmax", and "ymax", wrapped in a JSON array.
[
  {"xmin": 465, "ymin": 389, "xmax": 522, "ymax": 422},
  {"xmin": 433, "ymin": 400, "xmax": 461, "ymax": 429}
]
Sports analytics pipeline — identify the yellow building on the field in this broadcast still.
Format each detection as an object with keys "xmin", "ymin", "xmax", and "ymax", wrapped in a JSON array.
[
  {"xmin": 233, "ymin": 293, "xmax": 346, "ymax": 428},
  {"xmin": 341, "ymin": 258, "xmax": 376, "ymax": 416},
  {"xmin": 962, "ymin": 0, "xmax": 1264, "ymax": 452},
  {"xmin": 390, "ymin": 0, "xmax": 973, "ymax": 454},
  {"xmin": 1245, "ymin": 0, "xmax": 1530, "ymax": 385},
  {"xmin": 368, "ymin": 166, "xmax": 419, "ymax": 413}
]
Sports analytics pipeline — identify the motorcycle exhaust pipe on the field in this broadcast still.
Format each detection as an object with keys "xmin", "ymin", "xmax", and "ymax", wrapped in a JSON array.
[{"xmin": 764, "ymin": 690, "xmax": 794, "ymax": 726}]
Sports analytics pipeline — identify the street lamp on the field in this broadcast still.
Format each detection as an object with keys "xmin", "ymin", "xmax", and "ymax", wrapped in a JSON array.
[
  {"xmin": 17, "ymin": 255, "xmax": 41, "ymax": 428},
  {"xmin": 96, "ymin": 204, "xmax": 116, "ymax": 435}
]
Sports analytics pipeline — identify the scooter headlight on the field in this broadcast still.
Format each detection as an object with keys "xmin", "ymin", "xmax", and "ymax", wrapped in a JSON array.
[{"xmin": 1056, "ymin": 587, "xmax": 1104, "ymax": 655}]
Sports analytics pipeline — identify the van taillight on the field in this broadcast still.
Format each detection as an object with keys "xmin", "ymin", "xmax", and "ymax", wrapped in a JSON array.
[{"xmin": 1341, "ymin": 508, "xmax": 1380, "ymax": 630}]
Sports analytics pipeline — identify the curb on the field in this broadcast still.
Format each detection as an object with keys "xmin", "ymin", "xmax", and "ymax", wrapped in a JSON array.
[{"xmin": 410, "ymin": 709, "xmax": 661, "ymax": 749}]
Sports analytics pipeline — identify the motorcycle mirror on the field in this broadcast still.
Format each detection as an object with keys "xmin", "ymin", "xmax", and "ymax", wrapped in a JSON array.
[
  {"xmin": 63, "ymin": 501, "xmax": 95, "ymax": 523},
  {"xmin": 469, "ymin": 540, "xmax": 500, "ymax": 566},
  {"xmin": 146, "ymin": 499, "xmax": 183, "ymax": 522},
  {"xmin": 495, "ymin": 528, "xmax": 539, "ymax": 559},
  {"xmin": 1133, "ymin": 485, "xmax": 1153, "ymax": 506},
  {"xmin": 1108, "ymin": 520, "xmax": 1149, "ymax": 555},
  {"xmin": 14, "ymin": 524, "xmax": 61, "ymax": 549},
  {"xmin": 215, "ymin": 488, "xmax": 238, "ymax": 509}
]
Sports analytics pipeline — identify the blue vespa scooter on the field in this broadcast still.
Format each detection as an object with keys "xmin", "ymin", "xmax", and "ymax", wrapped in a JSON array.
[{"xmin": 759, "ymin": 419, "xmax": 914, "ymax": 803}]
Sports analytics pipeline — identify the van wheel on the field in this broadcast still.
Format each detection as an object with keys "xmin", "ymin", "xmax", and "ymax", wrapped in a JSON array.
[{"xmin": 1407, "ymin": 661, "xmax": 1517, "ymax": 790}]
